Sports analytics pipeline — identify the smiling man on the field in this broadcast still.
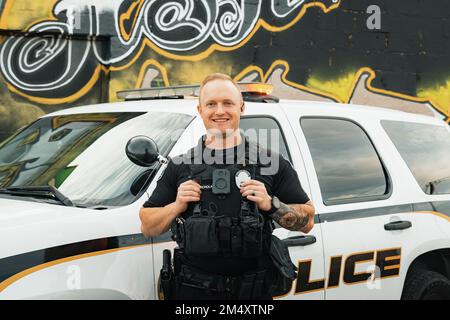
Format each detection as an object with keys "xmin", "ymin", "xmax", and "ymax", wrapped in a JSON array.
[{"xmin": 139, "ymin": 73, "xmax": 315, "ymax": 300}]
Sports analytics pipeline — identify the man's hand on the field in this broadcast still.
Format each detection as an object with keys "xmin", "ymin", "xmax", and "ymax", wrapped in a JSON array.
[
  {"xmin": 140, "ymin": 179, "xmax": 202, "ymax": 238},
  {"xmin": 240, "ymin": 180, "xmax": 314, "ymax": 233},
  {"xmin": 240, "ymin": 179, "xmax": 271, "ymax": 211},
  {"xmin": 174, "ymin": 180, "xmax": 202, "ymax": 213}
]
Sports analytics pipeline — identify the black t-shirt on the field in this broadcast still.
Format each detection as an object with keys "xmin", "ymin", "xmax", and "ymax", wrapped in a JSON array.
[
  {"xmin": 144, "ymin": 147, "xmax": 309, "ymax": 208},
  {"xmin": 143, "ymin": 141, "xmax": 310, "ymax": 275}
]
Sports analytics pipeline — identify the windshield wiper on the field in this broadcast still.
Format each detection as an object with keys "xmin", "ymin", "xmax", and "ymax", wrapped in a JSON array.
[
  {"xmin": 425, "ymin": 176, "xmax": 450, "ymax": 195},
  {"xmin": 0, "ymin": 186, "xmax": 75, "ymax": 206}
]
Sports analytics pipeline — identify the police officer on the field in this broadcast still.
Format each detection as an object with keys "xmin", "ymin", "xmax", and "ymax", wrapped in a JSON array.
[{"xmin": 139, "ymin": 73, "xmax": 315, "ymax": 300}]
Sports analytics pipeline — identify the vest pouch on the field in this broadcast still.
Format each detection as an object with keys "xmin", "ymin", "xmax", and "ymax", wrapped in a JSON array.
[
  {"xmin": 269, "ymin": 235, "xmax": 297, "ymax": 280},
  {"xmin": 267, "ymin": 234, "xmax": 298, "ymax": 296},
  {"xmin": 184, "ymin": 215, "xmax": 220, "ymax": 256},
  {"xmin": 217, "ymin": 216, "xmax": 232, "ymax": 257},
  {"xmin": 231, "ymin": 218, "xmax": 243, "ymax": 257},
  {"xmin": 240, "ymin": 215, "xmax": 264, "ymax": 258},
  {"xmin": 175, "ymin": 264, "xmax": 227, "ymax": 299}
]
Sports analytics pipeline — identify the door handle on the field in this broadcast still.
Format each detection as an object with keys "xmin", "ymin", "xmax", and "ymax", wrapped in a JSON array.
[
  {"xmin": 283, "ymin": 235, "xmax": 316, "ymax": 247},
  {"xmin": 384, "ymin": 220, "xmax": 412, "ymax": 231}
]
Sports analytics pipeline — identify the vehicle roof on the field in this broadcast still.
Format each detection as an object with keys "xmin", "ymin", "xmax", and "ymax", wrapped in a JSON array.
[{"xmin": 45, "ymin": 98, "xmax": 444, "ymax": 126}]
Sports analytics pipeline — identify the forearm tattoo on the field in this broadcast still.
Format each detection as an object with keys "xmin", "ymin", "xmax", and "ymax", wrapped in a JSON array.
[{"xmin": 269, "ymin": 201, "xmax": 310, "ymax": 231}]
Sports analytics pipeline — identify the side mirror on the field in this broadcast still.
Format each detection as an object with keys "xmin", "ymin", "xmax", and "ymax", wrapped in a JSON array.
[{"xmin": 125, "ymin": 136, "xmax": 167, "ymax": 167}]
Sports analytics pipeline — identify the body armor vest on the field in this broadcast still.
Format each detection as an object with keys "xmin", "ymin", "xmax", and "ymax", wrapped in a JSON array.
[{"xmin": 172, "ymin": 137, "xmax": 273, "ymax": 259}]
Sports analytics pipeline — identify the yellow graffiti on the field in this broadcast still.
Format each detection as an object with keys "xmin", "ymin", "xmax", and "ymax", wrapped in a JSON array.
[
  {"xmin": 109, "ymin": 68, "xmax": 143, "ymax": 103},
  {"xmin": 6, "ymin": 64, "xmax": 109, "ymax": 105},
  {"xmin": 359, "ymin": 67, "xmax": 447, "ymax": 117},
  {"xmin": 418, "ymin": 81, "xmax": 450, "ymax": 117},
  {"xmin": 234, "ymin": 60, "xmax": 341, "ymax": 102},
  {"xmin": 1, "ymin": 0, "xmax": 448, "ymax": 119},
  {"xmin": 135, "ymin": 59, "xmax": 170, "ymax": 89},
  {"xmin": 111, "ymin": 1, "xmax": 341, "ymax": 70},
  {"xmin": 166, "ymin": 61, "xmax": 235, "ymax": 86},
  {"xmin": 0, "ymin": 0, "xmax": 58, "ymax": 31},
  {"xmin": 0, "ymin": 84, "xmax": 45, "ymax": 141},
  {"xmin": 307, "ymin": 71, "xmax": 359, "ymax": 103},
  {"xmin": 119, "ymin": 0, "xmax": 146, "ymax": 42},
  {"xmin": 1, "ymin": 0, "xmax": 340, "ymax": 105},
  {"xmin": 34, "ymin": 114, "xmax": 126, "ymax": 186},
  {"xmin": 0, "ymin": 0, "xmax": 14, "ymax": 30},
  {"xmin": 0, "ymin": 0, "xmax": 113, "ymax": 105},
  {"xmin": 0, "ymin": 162, "xmax": 26, "ymax": 188},
  {"xmin": 51, "ymin": 114, "xmax": 119, "ymax": 130},
  {"xmin": 18, "ymin": 128, "xmax": 40, "ymax": 147},
  {"xmin": 1, "ymin": 0, "xmax": 340, "ymax": 65},
  {"xmin": 116, "ymin": 58, "xmax": 235, "ymax": 101},
  {"xmin": 235, "ymin": 60, "xmax": 448, "ymax": 118}
]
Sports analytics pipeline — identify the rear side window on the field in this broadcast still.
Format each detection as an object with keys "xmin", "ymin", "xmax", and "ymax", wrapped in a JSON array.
[
  {"xmin": 240, "ymin": 116, "xmax": 291, "ymax": 162},
  {"xmin": 381, "ymin": 120, "xmax": 450, "ymax": 195},
  {"xmin": 301, "ymin": 118, "xmax": 389, "ymax": 205}
]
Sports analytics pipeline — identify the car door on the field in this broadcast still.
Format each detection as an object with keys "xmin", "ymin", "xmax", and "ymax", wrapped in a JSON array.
[
  {"xmin": 284, "ymin": 107, "xmax": 417, "ymax": 300},
  {"xmin": 239, "ymin": 109, "xmax": 326, "ymax": 300}
]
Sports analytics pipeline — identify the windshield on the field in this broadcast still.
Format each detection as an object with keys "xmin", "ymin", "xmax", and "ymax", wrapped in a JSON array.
[{"xmin": 0, "ymin": 112, "xmax": 193, "ymax": 207}]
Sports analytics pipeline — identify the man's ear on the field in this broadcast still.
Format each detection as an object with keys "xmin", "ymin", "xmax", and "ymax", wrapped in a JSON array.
[
  {"xmin": 241, "ymin": 102, "xmax": 245, "ymax": 113},
  {"xmin": 197, "ymin": 104, "xmax": 201, "ymax": 113}
]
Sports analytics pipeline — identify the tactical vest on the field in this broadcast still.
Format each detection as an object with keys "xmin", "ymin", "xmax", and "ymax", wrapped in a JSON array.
[{"xmin": 171, "ymin": 137, "xmax": 273, "ymax": 259}]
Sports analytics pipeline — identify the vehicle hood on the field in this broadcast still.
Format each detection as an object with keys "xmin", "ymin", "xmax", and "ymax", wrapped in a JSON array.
[
  {"xmin": 0, "ymin": 197, "xmax": 105, "ymax": 259},
  {"xmin": 0, "ymin": 197, "xmax": 141, "ymax": 260},
  {"xmin": 0, "ymin": 197, "xmax": 85, "ymax": 229}
]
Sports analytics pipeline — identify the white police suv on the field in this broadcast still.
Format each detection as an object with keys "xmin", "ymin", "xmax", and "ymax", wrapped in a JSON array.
[{"xmin": 0, "ymin": 84, "xmax": 449, "ymax": 300}]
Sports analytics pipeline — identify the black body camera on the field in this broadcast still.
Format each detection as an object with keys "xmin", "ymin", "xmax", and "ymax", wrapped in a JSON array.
[{"xmin": 212, "ymin": 169, "xmax": 230, "ymax": 195}]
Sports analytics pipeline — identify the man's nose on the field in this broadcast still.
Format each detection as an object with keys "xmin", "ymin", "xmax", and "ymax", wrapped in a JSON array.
[{"xmin": 215, "ymin": 103, "xmax": 225, "ymax": 114}]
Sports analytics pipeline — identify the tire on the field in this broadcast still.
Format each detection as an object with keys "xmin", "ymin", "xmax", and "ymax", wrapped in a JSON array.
[{"xmin": 402, "ymin": 270, "xmax": 450, "ymax": 300}]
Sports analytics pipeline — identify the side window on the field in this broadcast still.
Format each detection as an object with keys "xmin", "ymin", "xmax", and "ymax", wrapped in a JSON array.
[
  {"xmin": 381, "ymin": 120, "xmax": 450, "ymax": 195},
  {"xmin": 301, "ymin": 118, "xmax": 389, "ymax": 205},
  {"xmin": 240, "ymin": 116, "xmax": 291, "ymax": 162}
]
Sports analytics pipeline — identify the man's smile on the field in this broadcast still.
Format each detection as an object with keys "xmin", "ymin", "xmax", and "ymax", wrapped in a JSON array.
[{"xmin": 212, "ymin": 118, "xmax": 230, "ymax": 123}]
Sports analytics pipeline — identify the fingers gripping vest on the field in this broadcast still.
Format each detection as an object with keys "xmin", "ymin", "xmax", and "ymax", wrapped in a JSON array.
[{"xmin": 172, "ymin": 138, "xmax": 271, "ymax": 258}]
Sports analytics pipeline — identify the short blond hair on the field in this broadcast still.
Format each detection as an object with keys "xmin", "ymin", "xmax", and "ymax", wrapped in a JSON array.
[{"xmin": 199, "ymin": 73, "xmax": 242, "ymax": 104}]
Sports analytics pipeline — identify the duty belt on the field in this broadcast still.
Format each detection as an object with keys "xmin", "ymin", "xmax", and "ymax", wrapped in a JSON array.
[{"xmin": 178, "ymin": 263, "xmax": 267, "ymax": 299}]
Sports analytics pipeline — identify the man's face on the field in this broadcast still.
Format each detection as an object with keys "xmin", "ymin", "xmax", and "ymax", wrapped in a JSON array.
[{"xmin": 197, "ymin": 79, "xmax": 244, "ymax": 137}]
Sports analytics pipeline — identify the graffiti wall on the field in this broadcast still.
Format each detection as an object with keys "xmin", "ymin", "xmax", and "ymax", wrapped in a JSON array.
[{"xmin": 0, "ymin": 0, "xmax": 449, "ymax": 141}]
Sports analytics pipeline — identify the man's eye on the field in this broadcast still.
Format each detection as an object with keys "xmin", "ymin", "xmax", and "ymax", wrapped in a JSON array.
[{"xmin": 206, "ymin": 102, "xmax": 216, "ymax": 107}]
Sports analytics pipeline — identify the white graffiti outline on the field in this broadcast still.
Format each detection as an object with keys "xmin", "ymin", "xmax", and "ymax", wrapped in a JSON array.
[
  {"xmin": 211, "ymin": 0, "xmax": 262, "ymax": 47},
  {"xmin": 52, "ymin": 0, "xmax": 259, "ymax": 64},
  {"xmin": 155, "ymin": 1, "xmax": 204, "ymax": 32},
  {"xmin": 20, "ymin": 32, "xmax": 66, "ymax": 73},
  {"xmin": 217, "ymin": 1, "xmax": 240, "ymax": 36},
  {"xmin": 271, "ymin": 0, "xmax": 305, "ymax": 18},
  {"xmin": 0, "ymin": 6, "xmax": 94, "ymax": 91},
  {"xmin": 143, "ymin": 0, "xmax": 213, "ymax": 51},
  {"xmin": 0, "ymin": 0, "xmax": 335, "ymax": 96}
]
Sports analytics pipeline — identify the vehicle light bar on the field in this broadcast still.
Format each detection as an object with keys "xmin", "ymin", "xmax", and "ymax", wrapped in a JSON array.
[
  {"xmin": 240, "ymin": 83, "xmax": 273, "ymax": 95},
  {"xmin": 117, "ymin": 84, "xmax": 200, "ymax": 100},
  {"xmin": 117, "ymin": 82, "xmax": 274, "ymax": 101}
]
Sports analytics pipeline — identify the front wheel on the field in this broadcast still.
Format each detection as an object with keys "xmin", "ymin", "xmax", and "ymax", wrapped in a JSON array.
[{"xmin": 402, "ymin": 270, "xmax": 450, "ymax": 300}]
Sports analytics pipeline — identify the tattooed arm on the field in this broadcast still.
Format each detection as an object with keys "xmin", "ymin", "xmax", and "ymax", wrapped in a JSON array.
[
  {"xmin": 240, "ymin": 179, "xmax": 315, "ymax": 233},
  {"xmin": 269, "ymin": 200, "xmax": 315, "ymax": 233}
]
